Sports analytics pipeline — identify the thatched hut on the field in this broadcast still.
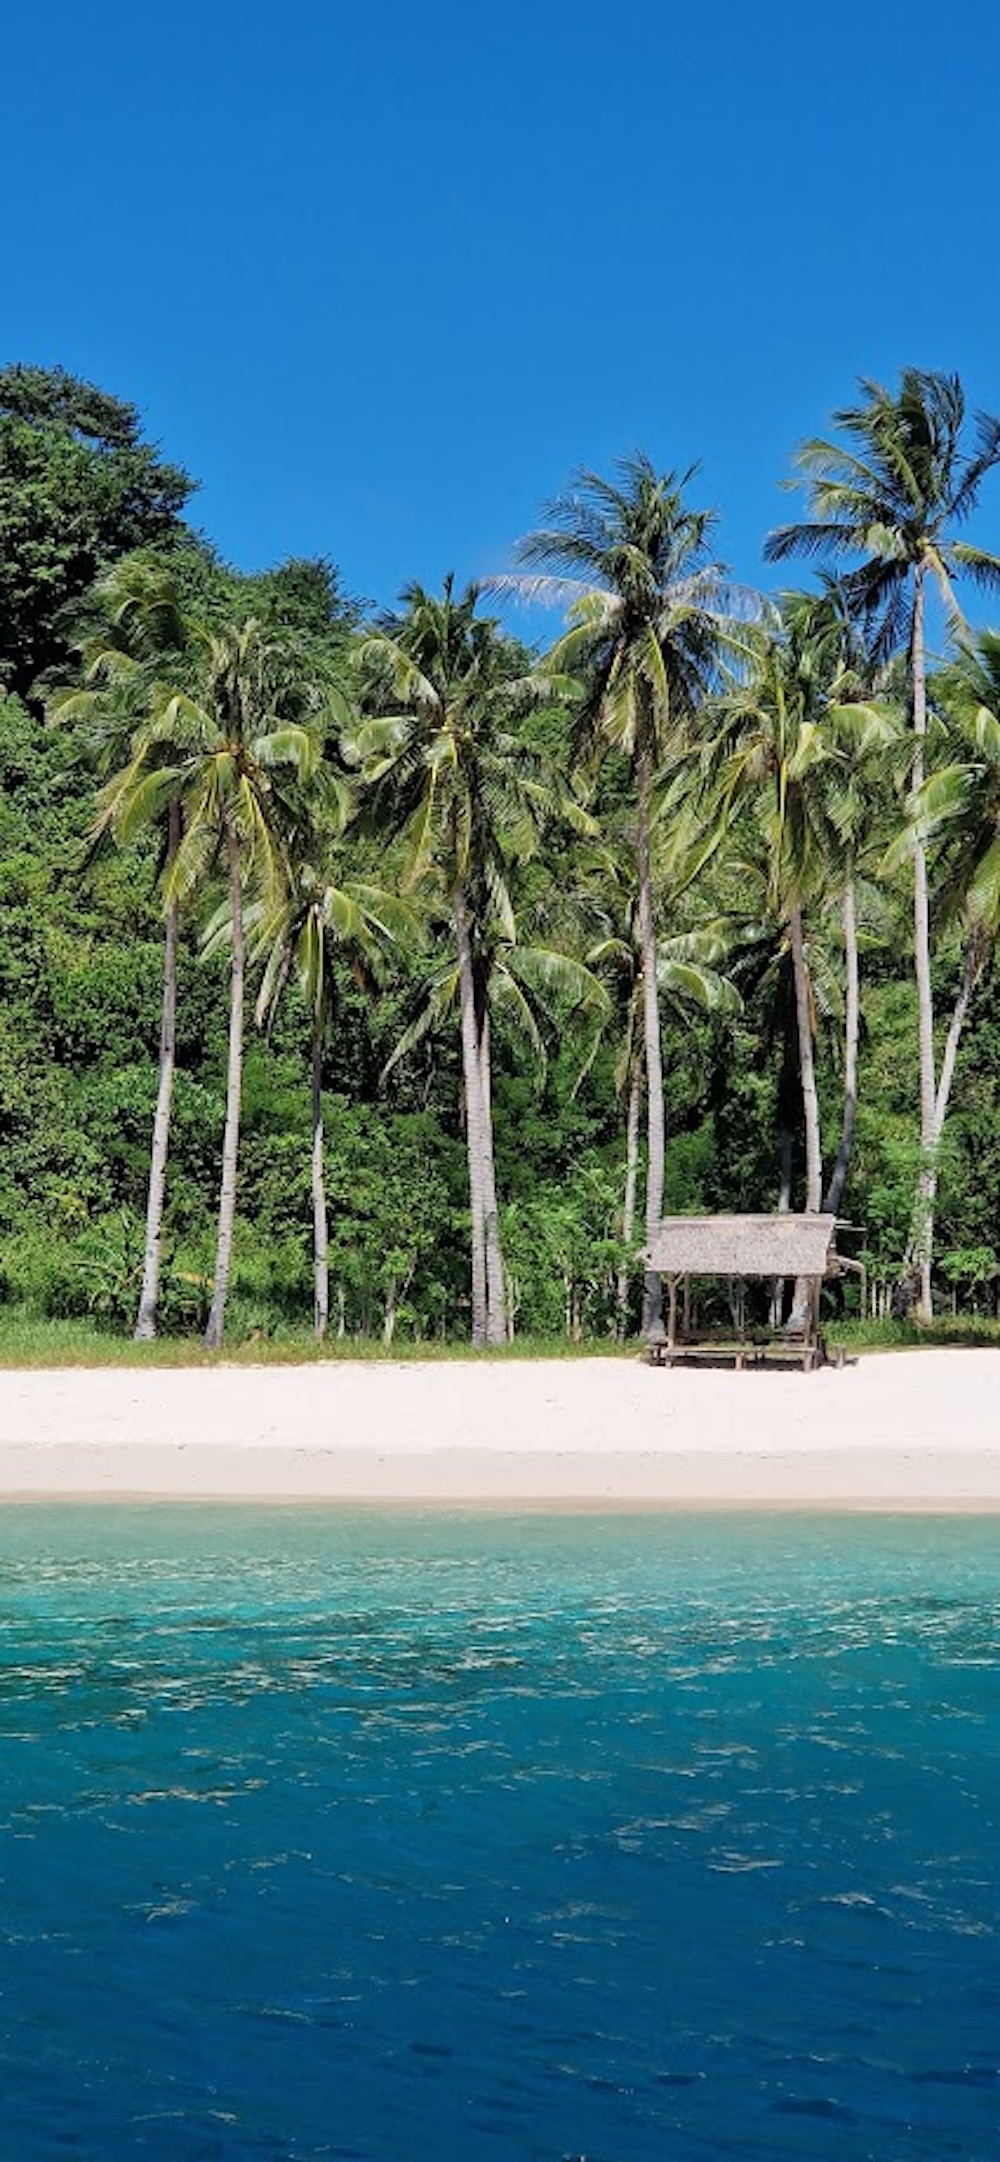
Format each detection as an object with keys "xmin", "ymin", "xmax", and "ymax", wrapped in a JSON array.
[{"xmin": 643, "ymin": 1213, "xmax": 844, "ymax": 1369}]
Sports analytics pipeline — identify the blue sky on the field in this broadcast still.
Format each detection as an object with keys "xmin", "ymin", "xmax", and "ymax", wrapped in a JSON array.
[{"xmin": 8, "ymin": 0, "xmax": 1000, "ymax": 627}]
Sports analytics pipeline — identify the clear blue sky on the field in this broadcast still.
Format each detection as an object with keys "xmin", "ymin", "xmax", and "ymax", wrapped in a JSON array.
[{"xmin": 8, "ymin": 0, "xmax": 1000, "ymax": 624}]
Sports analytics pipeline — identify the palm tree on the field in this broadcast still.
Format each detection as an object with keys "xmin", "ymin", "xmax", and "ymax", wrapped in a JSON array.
[
  {"xmin": 253, "ymin": 824, "xmax": 414, "ymax": 1338},
  {"xmin": 779, "ymin": 586, "xmax": 902, "ymax": 1219},
  {"xmin": 707, "ymin": 608, "xmax": 843, "ymax": 1216},
  {"xmin": 765, "ymin": 369, "xmax": 1000, "ymax": 1314},
  {"xmin": 700, "ymin": 591, "xmax": 895, "ymax": 1315},
  {"xmin": 350, "ymin": 577, "xmax": 590, "ymax": 1346},
  {"xmin": 51, "ymin": 555, "xmax": 190, "ymax": 1340},
  {"xmin": 95, "ymin": 609, "xmax": 324, "ymax": 1347},
  {"xmin": 512, "ymin": 455, "xmax": 737, "ymax": 1336},
  {"xmin": 385, "ymin": 918, "xmax": 609, "ymax": 1338},
  {"xmin": 581, "ymin": 861, "xmax": 740, "ymax": 1329},
  {"xmin": 884, "ymin": 630, "xmax": 1000, "ymax": 1277}
]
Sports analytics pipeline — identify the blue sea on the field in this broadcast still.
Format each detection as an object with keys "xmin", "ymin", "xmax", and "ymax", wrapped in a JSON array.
[{"xmin": 1, "ymin": 1507, "xmax": 999, "ymax": 2160}]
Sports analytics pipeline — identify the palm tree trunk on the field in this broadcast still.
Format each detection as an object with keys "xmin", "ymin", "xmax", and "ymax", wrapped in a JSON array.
[
  {"xmin": 134, "ymin": 800, "xmax": 181, "ymax": 1341},
  {"xmin": 776, "ymin": 1128, "xmax": 794, "ymax": 1214},
  {"xmin": 933, "ymin": 941, "xmax": 980, "ymax": 1146},
  {"xmin": 911, "ymin": 937, "xmax": 982, "ymax": 1306},
  {"xmin": 453, "ymin": 889, "xmax": 489, "ymax": 1347},
  {"xmin": 910, "ymin": 567, "xmax": 937, "ymax": 1319},
  {"xmin": 789, "ymin": 905, "xmax": 822, "ymax": 1210},
  {"xmin": 788, "ymin": 904, "xmax": 822, "ymax": 1329},
  {"xmin": 477, "ymin": 1009, "xmax": 507, "ymax": 1346},
  {"xmin": 311, "ymin": 1016, "xmax": 329, "ymax": 1340},
  {"xmin": 616, "ymin": 1063, "xmax": 642, "ymax": 1334},
  {"xmin": 637, "ymin": 745, "xmax": 666, "ymax": 1338},
  {"xmin": 769, "ymin": 1127, "xmax": 793, "ymax": 1327},
  {"xmin": 770, "ymin": 1009, "xmax": 797, "ymax": 1325},
  {"xmin": 204, "ymin": 819, "xmax": 245, "ymax": 1351},
  {"xmin": 824, "ymin": 873, "xmax": 859, "ymax": 1219}
]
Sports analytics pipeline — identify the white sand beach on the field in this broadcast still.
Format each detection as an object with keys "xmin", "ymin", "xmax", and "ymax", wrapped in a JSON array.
[{"xmin": 0, "ymin": 1349, "xmax": 997, "ymax": 1505}]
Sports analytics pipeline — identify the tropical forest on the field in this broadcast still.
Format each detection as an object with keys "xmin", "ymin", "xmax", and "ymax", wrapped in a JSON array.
[{"xmin": 3, "ymin": 360, "xmax": 1000, "ymax": 1353}]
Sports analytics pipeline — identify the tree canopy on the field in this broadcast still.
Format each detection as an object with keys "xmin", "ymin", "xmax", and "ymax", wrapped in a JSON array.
[
  {"xmin": 0, "ymin": 365, "xmax": 192, "ymax": 700},
  {"xmin": 1, "ymin": 359, "xmax": 999, "ymax": 1346}
]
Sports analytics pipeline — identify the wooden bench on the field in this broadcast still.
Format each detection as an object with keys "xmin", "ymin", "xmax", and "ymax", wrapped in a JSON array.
[{"xmin": 647, "ymin": 1326, "xmax": 830, "ymax": 1372}]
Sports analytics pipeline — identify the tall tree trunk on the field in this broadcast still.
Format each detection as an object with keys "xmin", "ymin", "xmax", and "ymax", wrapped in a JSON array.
[
  {"xmin": 910, "ymin": 938, "xmax": 982, "ymax": 1305},
  {"xmin": 134, "ymin": 800, "xmax": 181, "ymax": 1341},
  {"xmin": 909, "ymin": 567, "xmax": 937, "ymax": 1320},
  {"xmin": 204, "ymin": 820, "xmax": 245, "ymax": 1351},
  {"xmin": 637, "ymin": 744, "xmax": 666, "ymax": 1337},
  {"xmin": 453, "ymin": 889, "xmax": 488, "ymax": 1347},
  {"xmin": 477, "ymin": 1009, "xmax": 507, "ymax": 1346},
  {"xmin": 824, "ymin": 873, "xmax": 859, "ymax": 1219},
  {"xmin": 770, "ymin": 1008, "xmax": 797, "ymax": 1326},
  {"xmin": 776, "ymin": 1128, "xmax": 794, "ymax": 1214},
  {"xmin": 311, "ymin": 1015, "xmax": 329, "ymax": 1340},
  {"xmin": 769, "ymin": 1125, "xmax": 794, "ymax": 1327},
  {"xmin": 616, "ymin": 1063, "xmax": 642, "ymax": 1334},
  {"xmin": 789, "ymin": 905, "xmax": 822, "ymax": 1209},
  {"xmin": 788, "ymin": 904, "xmax": 822, "ymax": 1329}
]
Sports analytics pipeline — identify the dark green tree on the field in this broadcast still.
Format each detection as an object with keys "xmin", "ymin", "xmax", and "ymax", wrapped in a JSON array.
[{"xmin": 0, "ymin": 366, "xmax": 192, "ymax": 702}]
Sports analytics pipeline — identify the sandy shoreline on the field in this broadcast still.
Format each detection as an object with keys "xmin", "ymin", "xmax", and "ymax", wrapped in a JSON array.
[{"xmin": 0, "ymin": 1349, "xmax": 997, "ymax": 1507}]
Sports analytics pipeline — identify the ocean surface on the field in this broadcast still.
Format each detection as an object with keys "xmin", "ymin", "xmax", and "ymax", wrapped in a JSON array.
[{"xmin": 1, "ymin": 1507, "xmax": 998, "ymax": 2161}]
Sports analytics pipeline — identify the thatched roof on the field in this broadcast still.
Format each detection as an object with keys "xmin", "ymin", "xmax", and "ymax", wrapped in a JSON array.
[{"xmin": 645, "ymin": 1213, "xmax": 838, "ymax": 1279}]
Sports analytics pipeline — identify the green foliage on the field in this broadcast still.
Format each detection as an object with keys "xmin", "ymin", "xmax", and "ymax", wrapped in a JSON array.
[
  {"xmin": 5, "ymin": 617, "xmax": 997, "ymax": 1339},
  {"xmin": 322, "ymin": 1102, "xmax": 461, "ymax": 1339},
  {"xmin": 0, "ymin": 1211, "xmax": 210, "ymax": 1331},
  {"xmin": 501, "ymin": 1161, "xmax": 622, "ymax": 1338},
  {"xmin": 765, "ymin": 367, "xmax": 1000, "ymax": 648},
  {"xmin": 3, "ymin": 363, "xmax": 1000, "ymax": 1351},
  {"xmin": 0, "ymin": 367, "xmax": 192, "ymax": 701}
]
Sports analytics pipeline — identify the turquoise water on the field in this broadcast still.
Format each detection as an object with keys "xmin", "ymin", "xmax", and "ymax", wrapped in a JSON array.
[{"xmin": 1, "ymin": 1508, "xmax": 999, "ymax": 2160}]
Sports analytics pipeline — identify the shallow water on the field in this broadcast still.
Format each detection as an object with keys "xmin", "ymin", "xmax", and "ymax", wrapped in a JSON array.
[{"xmin": 1, "ymin": 1506, "xmax": 998, "ymax": 2159}]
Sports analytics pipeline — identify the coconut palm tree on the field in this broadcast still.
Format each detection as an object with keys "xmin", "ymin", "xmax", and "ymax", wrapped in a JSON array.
[
  {"xmin": 95, "ymin": 610, "xmax": 325, "ymax": 1346},
  {"xmin": 883, "ymin": 630, "xmax": 1000, "ymax": 1280},
  {"xmin": 779, "ymin": 586, "xmax": 902, "ymax": 1218},
  {"xmin": 704, "ymin": 594, "xmax": 895, "ymax": 1264},
  {"xmin": 765, "ymin": 369, "xmax": 1000, "ymax": 1314},
  {"xmin": 511, "ymin": 455, "xmax": 738, "ymax": 1336},
  {"xmin": 707, "ymin": 612, "xmax": 842, "ymax": 1215},
  {"xmin": 924, "ymin": 633, "xmax": 1000, "ymax": 930},
  {"xmin": 51, "ymin": 555, "xmax": 190, "ymax": 1340},
  {"xmin": 350, "ymin": 576, "xmax": 590, "ymax": 1345},
  {"xmin": 580, "ymin": 857, "xmax": 740, "ymax": 1328},
  {"xmin": 252, "ymin": 823, "xmax": 415, "ymax": 1338},
  {"xmin": 384, "ymin": 914, "xmax": 609, "ymax": 1336}
]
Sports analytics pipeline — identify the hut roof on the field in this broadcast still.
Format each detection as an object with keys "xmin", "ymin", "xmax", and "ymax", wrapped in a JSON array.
[{"xmin": 645, "ymin": 1213, "xmax": 837, "ymax": 1279}]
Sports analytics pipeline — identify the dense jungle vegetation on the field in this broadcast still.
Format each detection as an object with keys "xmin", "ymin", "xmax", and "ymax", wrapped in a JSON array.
[{"xmin": 2, "ymin": 361, "xmax": 1000, "ymax": 1348}]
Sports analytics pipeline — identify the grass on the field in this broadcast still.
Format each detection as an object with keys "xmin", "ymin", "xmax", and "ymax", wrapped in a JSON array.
[
  {"xmin": 831, "ymin": 1313, "xmax": 1000, "ymax": 1351},
  {"xmin": 0, "ymin": 1308, "xmax": 997, "ymax": 1367},
  {"xmin": 0, "ymin": 1311, "xmax": 641, "ymax": 1368}
]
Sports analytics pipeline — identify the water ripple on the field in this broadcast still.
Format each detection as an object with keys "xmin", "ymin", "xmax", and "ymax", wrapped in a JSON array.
[{"xmin": 1, "ymin": 1506, "xmax": 999, "ymax": 2158}]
